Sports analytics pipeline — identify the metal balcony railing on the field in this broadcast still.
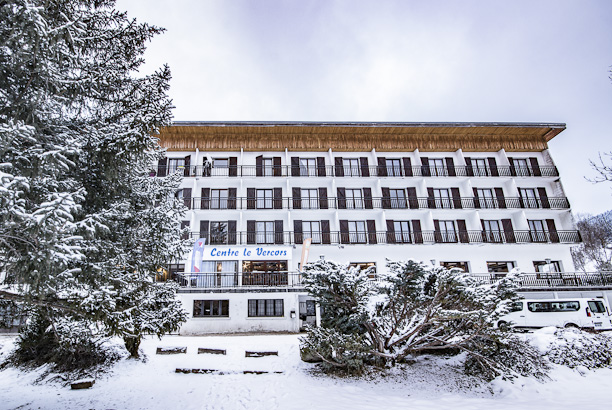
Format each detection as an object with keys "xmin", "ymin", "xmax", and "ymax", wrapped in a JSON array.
[
  {"xmin": 155, "ymin": 164, "xmax": 560, "ymax": 178},
  {"xmin": 184, "ymin": 230, "xmax": 581, "ymax": 245},
  {"xmin": 183, "ymin": 196, "xmax": 570, "ymax": 210}
]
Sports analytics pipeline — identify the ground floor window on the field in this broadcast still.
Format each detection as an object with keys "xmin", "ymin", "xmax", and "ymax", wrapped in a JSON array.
[
  {"xmin": 440, "ymin": 261, "xmax": 469, "ymax": 272},
  {"xmin": 487, "ymin": 261, "xmax": 516, "ymax": 273},
  {"xmin": 242, "ymin": 260, "xmax": 288, "ymax": 286},
  {"xmin": 533, "ymin": 260, "xmax": 561, "ymax": 273},
  {"xmin": 349, "ymin": 262, "xmax": 377, "ymax": 279},
  {"xmin": 193, "ymin": 300, "xmax": 229, "ymax": 317},
  {"xmin": 248, "ymin": 299, "xmax": 284, "ymax": 317}
]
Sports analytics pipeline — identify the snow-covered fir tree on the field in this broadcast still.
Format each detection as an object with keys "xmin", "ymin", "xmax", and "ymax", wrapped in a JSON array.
[{"xmin": 0, "ymin": 0, "xmax": 189, "ymax": 362}]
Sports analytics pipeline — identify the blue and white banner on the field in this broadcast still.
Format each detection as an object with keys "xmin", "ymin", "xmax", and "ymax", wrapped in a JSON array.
[{"xmin": 190, "ymin": 238, "xmax": 206, "ymax": 273}]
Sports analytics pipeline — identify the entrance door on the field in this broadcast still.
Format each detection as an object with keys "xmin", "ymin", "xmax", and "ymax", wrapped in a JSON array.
[{"xmin": 242, "ymin": 260, "xmax": 288, "ymax": 286}]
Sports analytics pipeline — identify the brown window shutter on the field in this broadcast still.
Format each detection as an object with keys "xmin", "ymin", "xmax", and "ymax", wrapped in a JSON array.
[
  {"xmin": 317, "ymin": 157, "xmax": 326, "ymax": 177},
  {"xmin": 337, "ymin": 188, "xmax": 346, "ymax": 209},
  {"xmin": 407, "ymin": 187, "xmax": 418, "ymax": 209},
  {"xmin": 318, "ymin": 187, "xmax": 328, "ymax": 209},
  {"xmin": 229, "ymin": 157, "xmax": 238, "ymax": 177},
  {"xmin": 199, "ymin": 220, "xmax": 209, "ymax": 242},
  {"xmin": 381, "ymin": 188, "xmax": 391, "ymax": 209},
  {"xmin": 546, "ymin": 219, "xmax": 559, "ymax": 242},
  {"xmin": 386, "ymin": 220, "xmax": 396, "ymax": 244},
  {"xmin": 402, "ymin": 157, "xmax": 413, "ymax": 177},
  {"xmin": 291, "ymin": 157, "xmax": 300, "ymax": 177},
  {"xmin": 360, "ymin": 157, "xmax": 370, "ymax": 177},
  {"xmin": 446, "ymin": 157, "xmax": 456, "ymax": 176},
  {"xmin": 367, "ymin": 220, "xmax": 377, "ymax": 244},
  {"xmin": 292, "ymin": 187, "xmax": 302, "ymax": 209},
  {"xmin": 228, "ymin": 188, "xmax": 237, "ymax": 209},
  {"xmin": 256, "ymin": 155, "xmax": 263, "ymax": 177},
  {"xmin": 433, "ymin": 219, "xmax": 442, "ymax": 243},
  {"xmin": 464, "ymin": 157, "xmax": 473, "ymax": 176},
  {"xmin": 273, "ymin": 157, "xmax": 282, "ymax": 177},
  {"xmin": 321, "ymin": 220, "xmax": 331, "ymax": 244},
  {"xmin": 274, "ymin": 220, "xmax": 284, "ymax": 244},
  {"xmin": 538, "ymin": 188, "xmax": 550, "ymax": 208},
  {"xmin": 157, "ymin": 157, "xmax": 167, "ymax": 177},
  {"xmin": 411, "ymin": 220, "xmax": 423, "ymax": 243},
  {"xmin": 246, "ymin": 220, "xmax": 256, "ymax": 244},
  {"xmin": 377, "ymin": 157, "xmax": 387, "ymax": 177},
  {"xmin": 451, "ymin": 188, "xmax": 462, "ymax": 209},
  {"xmin": 200, "ymin": 188, "xmax": 210, "ymax": 210},
  {"xmin": 457, "ymin": 219, "xmax": 469, "ymax": 243},
  {"xmin": 495, "ymin": 188, "xmax": 506, "ymax": 209},
  {"xmin": 335, "ymin": 157, "xmax": 344, "ymax": 177},
  {"xmin": 501, "ymin": 219, "xmax": 515, "ymax": 243},
  {"xmin": 473, "ymin": 187, "xmax": 480, "ymax": 209},
  {"xmin": 227, "ymin": 220, "xmax": 237, "ymax": 245},
  {"xmin": 273, "ymin": 187, "xmax": 283, "ymax": 209},
  {"xmin": 421, "ymin": 157, "xmax": 430, "ymax": 177},
  {"xmin": 363, "ymin": 188, "xmax": 373, "ymax": 209},
  {"xmin": 339, "ymin": 220, "xmax": 349, "ymax": 244},
  {"xmin": 427, "ymin": 188, "xmax": 435, "ymax": 209},
  {"xmin": 183, "ymin": 188, "xmax": 192, "ymax": 210},
  {"xmin": 293, "ymin": 220, "xmax": 303, "ymax": 244},
  {"xmin": 529, "ymin": 157, "xmax": 541, "ymax": 176},
  {"xmin": 488, "ymin": 157, "xmax": 498, "ymax": 176},
  {"xmin": 184, "ymin": 156, "xmax": 191, "ymax": 177},
  {"xmin": 246, "ymin": 188, "xmax": 256, "ymax": 209}
]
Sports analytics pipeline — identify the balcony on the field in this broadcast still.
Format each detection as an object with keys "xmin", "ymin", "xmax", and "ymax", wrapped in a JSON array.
[
  {"xmin": 184, "ymin": 196, "xmax": 570, "ymax": 210},
  {"xmin": 186, "ymin": 230, "xmax": 581, "ymax": 245},
  {"xmin": 176, "ymin": 272, "xmax": 303, "ymax": 289},
  {"xmin": 155, "ymin": 164, "xmax": 559, "ymax": 178}
]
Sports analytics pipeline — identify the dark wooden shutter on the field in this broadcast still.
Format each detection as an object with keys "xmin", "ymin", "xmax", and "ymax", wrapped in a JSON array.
[
  {"xmin": 293, "ymin": 220, "xmax": 303, "ymax": 244},
  {"xmin": 427, "ymin": 188, "xmax": 436, "ymax": 209},
  {"xmin": 421, "ymin": 157, "xmax": 430, "ymax": 177},
  {"xmin": 446, "ymin": 157, "xmax": 456, "ymax": 176},
  {"xmin": 256, "ymin": 155, "xmax": 263, "ymax": 177},
  {"xmin": 247, "ymin": 188, "xmax": 256, "ymax": 209},
  {"xmin": 509, "ymin": 158, "xmax": 517, "ymax": 176},
  {"xmin": 228, "ymin": 220, "xmax": 237, "ymax": 245},
  {"xmin": 403, "ymin": 157, "xmax": 413, "ymax": 176},
  {"xmin": 377, "ymin": 157, "xmax": 387, "ymax": 177},
  {"xmin": 335, "ymin": 157, "xmax": 344, "ymax": 177},
  {"xmin": 529, "ymin": 157, "xmax": 541, "ymax": 176},
  {"xmin": 181, "ymin": 220, "xmax": 190, "ymax": 240},
  {"xmin": 183, "ymin": 188, "xmax": 192, "ymax": 210},
  {"xmin": 273, "ymin": 187, "xmax": 283, "ymax": 209},
  {"xmin": 473, "ymin": 188, "xmax": 480, "ymax": 208},
  {"xmin": 451, "ymin": 188, "xmax": 462, "ymax": 209},
  {"xmin": 228, "ymin": 188, "xmax": 237, "ymax": 209},
  {"xmin": 488, "ymin": 157, "xmax": 498, "ymax": 176},
  {"xmin": 386, "ymin": 220, "xmax": 396, "ymax": 244},
  {"xmin": 273, "ymin": 157, "xmax": 282, "ymax": 177},
  {"xmin": 184, "ymin": 156, "xmax": 191, "ymax": 177},
  {"xmin": 229, "ymin": 157, "xmax": 238, "ymax": 177},
  {"xmin": 363, "ymin": 188, "xmax": 373, "ymax": 209},
  {"xmin": 433, "ymin": 219, "xmax": 442, "ymax": 243},
  {"xmin": 407, "ymin": 187, "xmax": 418, "ymax": 209},
  {"xmin": 546, "ymin": 219, "xmax": 559, "ymax": 242},
  {"xmin": 480, "ymin": 219, "xmax": 488, "ymax": 243},
  {"xmin": 274, "ymin": 220, "xmax": 284, "ymax": 244},
  {"xmin": 157, "ymin": 157, "xmax": 167, "ymax": 177},
  {"xmin": 464, "ymin": 157, "xmax": 473, "ymax": 176},
  {"xmin": 381, "ymin": 188, "xmax": 391, "ymax": 209},
  {"xmin": 412, "ymin": 220, "xmax": 423, "ymax": 243},
  {"xmin": 502, "ymin": 219, "xmax": 515, "ymax": 243},
  {"xmin": 321, "ymin": 220, "xmax": 331, "ymax": 244},
  {"xmin": 495, "ymin": 188, "xmax": 506, "ymax": 209},
  {"xmin": 367, "ymin": 220, "xmax": 377, "ymax": 244},
  {"xmin": 247, "ymin": 220, "xmax": 256, "ymax": 244},
  {"xmin": 292, "ymin": 187, "xmax": 301, "ymax": 209},
  {"xmin": 360, "ymin": 157, "xmax": 370, "ymax": 177},
  {"xmin": 318, "ymin": 187, "xmax": 328, "ymax": 209},
  {"xmin": 339, "ymin": 220, "xmax": 349, "ymax": 244},
  {"xmin": 201, "ymin": 188, "xmax": 210, "ymax": 210},
  {"xmin": 457, "ymin": 219, "xmax": 469, "ymax": 243},
  {"xmin": 291, "ymin": 157, "xmax": 300, "ymax": 177},
  {"xmin": 199, "ymin": 220, "xmax": 209, "ymax": 243},
  {"xmin": 317, "ymin": 157, "xmax": 326, "ymax": 177},
  {"xmin": 337, "ymin": 188, "xmax": 346, "ymax": 209},
  {"xmin": 538, "ymin": 188, "xmax": 550, "ymax": 208},
  {"xmin": 518, "ymin": 189, "xmax": 525, "ymax": 208}
]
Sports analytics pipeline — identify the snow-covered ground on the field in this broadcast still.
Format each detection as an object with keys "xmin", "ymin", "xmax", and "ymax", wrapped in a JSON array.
[{"xmin": 0, "ymin": 331, "xmax": 611, "ymax": 410}]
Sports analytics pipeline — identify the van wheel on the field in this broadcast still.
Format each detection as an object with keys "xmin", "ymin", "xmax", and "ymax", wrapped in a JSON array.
[
  {"xmin": 564, "ymin": 323, "xmax": 579, "ymax": 329},
  {"xmin": 498, "ymin": 321, "xmax": 509, "ymax": 331}
]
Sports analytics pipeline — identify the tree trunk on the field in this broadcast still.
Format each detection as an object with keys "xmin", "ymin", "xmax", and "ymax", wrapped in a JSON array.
[{"xmin": 124, "ymin": 336, "xmax": 142, "ymax": 358}]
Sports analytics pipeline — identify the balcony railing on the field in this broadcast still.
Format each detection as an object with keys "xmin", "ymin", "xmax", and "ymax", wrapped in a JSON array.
[
  {"xmin": 184, "ymin": 196, "xmax": 570, "ymax": 210},
  {"xmin": 155, "ymin": 164, "xmax": 559, "ymax": 178},
  {"xmin": 170, "ymin": 271, "xmax": 612, "ymax": 290},
  {"xmin": 185, "ymin": 230, "xmax": 581, "ymax": 245}
]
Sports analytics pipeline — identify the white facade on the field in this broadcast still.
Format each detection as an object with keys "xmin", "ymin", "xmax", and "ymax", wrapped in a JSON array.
[{"xmin": 157, "ymin": 122, "xmax": 581, "ymax": 334}]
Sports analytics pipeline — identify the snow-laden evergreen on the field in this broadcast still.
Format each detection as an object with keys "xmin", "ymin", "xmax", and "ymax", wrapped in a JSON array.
[{"xmin": 0, "ymin": 0, "xmax": 188, "ymax": 362}]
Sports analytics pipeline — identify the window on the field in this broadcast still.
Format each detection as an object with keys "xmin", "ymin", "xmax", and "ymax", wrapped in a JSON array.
[
  {"xmin": 301, "ymin": 189, "xmax": 319, "ymax": 209},
  {"xmin": 430, "ymin": 158, "xmax": 446, "ymax": 176},
  {"xmin": 441, "ymin": 261, "xmax": 469, "ymax": 272},
  {"xmin": 528, "ymin": 220, "xmax": 547, "ymax": 242},
  {"xmin": 394, "ymin": 221, "xmax": 411, "ymax": 243},
  {"xmin": 588, "ymin": 301, "xmax": 606, "ymax": 314},
  {"xmin": 345, "ymin": 189, "xmax": 364, "ymax": 209},
  {"xmin": 512, "ymin": 158, "xmax": 530, "ymax": 176},
  {"xmin": 386, "ymin": 158, "xmax": 402, "ymax": 177},
  {"xmin": 210, "ymin": 189, "xmax": 228, "ymax": 209},
  {"xmin": 300, "ymin": 158, "xmax": 317, "ymax": 176},
  {"xmin": 343, "ymin": 158, "xmax": 360, "ymax": 177},
  {"xmin": 482, "ymin": 220, "xmax": 503, "ymax": 243},
  {"xmin": 302, "ymin": 221, "xmax": 322, "ymax": 244},
  {"xmin": 348, "ymin": 221, "xmax": 367, "ymax": 243},
  {"xmin": 262, "ymin": 158, "xmax": 274, "ymax": 176},
  {"xmin": 519, "ymin": 188, "xmax": 538, "ymax": 208},
  {"xmin": 471, "ymin": 158, "xmax": 488, "ymax": 176},
  {"xmin": 433, "ymin": 189, "xmax": 451, "ymax": 208},
  {"xmin": 390, "ymin": 189, "xmax": 407, "ymax": 209},
  {"xmin": 487, "ymin": 261, "xmax": 516, "ymax": 273},
  {"xmin": 197, "ymin": 261, "xmax": 238, "ymax": 287},
  {"xmin": 510, "ymin": 302, "xmax": 523, "ymax": 312},
  {"xmin": 476, "ymin": 188, "xmax": 495, "ymax": 209},
  {"xmin": 256, "ymin": 222, "xmax": 275, "ymax": 244},
  {"xmin": 256, "ymin": 189, "xmax": 273, "ymax": 209},
  {"xmin": 168, "ymin": 158, "xmax": 186, "ymax": 174},
  {"xmin": 213, "ymin": 158, "xmax": 229, "ymax": 176},
  {"xmin": 248, "ymin": 299, "xmax": 284, "ymax": 317},
  {"xmin": 193, "ymin": 300, "xmax": 229, "ymax": 317},
  {"xmin": 349, "ymin": 262, "xmax": 377, "ymax": 279},
  {"xmin": 533, "ymin": 260, "xmax": 561, "ymax": 273},
  {"xmin": 438, "ymin": 220, "xmax": 456, "ymax": 242},
  {"xmin": 527, "ymin": 301, "xmax": 579, "ymax": 313},
  {"xmin": 209, "ymin": 221, "xmax": 228, "ymax": 244}
]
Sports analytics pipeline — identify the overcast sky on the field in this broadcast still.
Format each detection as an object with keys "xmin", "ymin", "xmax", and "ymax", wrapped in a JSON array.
[{"xmin": 115, "ymin": 0, "xmax": 612, "ymax": 215}]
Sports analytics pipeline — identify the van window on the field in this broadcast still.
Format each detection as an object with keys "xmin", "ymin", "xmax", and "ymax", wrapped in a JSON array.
[
  {"xmin": 510, "ymin": 302, "xmax": 523, "ymax": 312},
  {"xmin": 527, "ymin": 301, "xmax": 580, "ymax": 313},
  {"xmin": 588, "ymin": 301, "xmax": 607, "ymax": 314}
]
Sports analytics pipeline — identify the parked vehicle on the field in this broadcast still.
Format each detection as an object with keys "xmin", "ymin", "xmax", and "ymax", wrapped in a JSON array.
[{"xmin": 497, "ymin": 298, "xmax": 612, "ymax": 331}]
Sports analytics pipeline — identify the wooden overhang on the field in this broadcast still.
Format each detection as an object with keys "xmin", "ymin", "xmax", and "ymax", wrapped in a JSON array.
[{"xmin": 157, "ymin": 121, "xmax": 566, "ymax": 152}]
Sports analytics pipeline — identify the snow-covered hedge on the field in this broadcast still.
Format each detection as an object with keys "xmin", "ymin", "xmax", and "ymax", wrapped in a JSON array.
[{"xmin": 543, "ymin": 328, "xmax": 612, "ymax": 370}]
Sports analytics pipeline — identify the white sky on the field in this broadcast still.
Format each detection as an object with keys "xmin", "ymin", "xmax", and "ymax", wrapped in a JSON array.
[{"xmin": 115, "ymin": 0, "xmax": 612, "ymax": 215}]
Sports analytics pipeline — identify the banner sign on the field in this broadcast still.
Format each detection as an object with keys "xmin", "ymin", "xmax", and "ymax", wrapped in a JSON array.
[
  {"xmin": 190, "ymin": 238, "xmax": 206, "ymax": 273},
  {"xmin": 300, "ymin": 238, "xmax": 312, "ymax": 271}
]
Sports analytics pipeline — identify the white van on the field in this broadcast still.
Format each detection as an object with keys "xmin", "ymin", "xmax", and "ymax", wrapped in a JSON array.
[{"xmin": 497, "ymin": 298, "xmax": 612, "ymax": 331}]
